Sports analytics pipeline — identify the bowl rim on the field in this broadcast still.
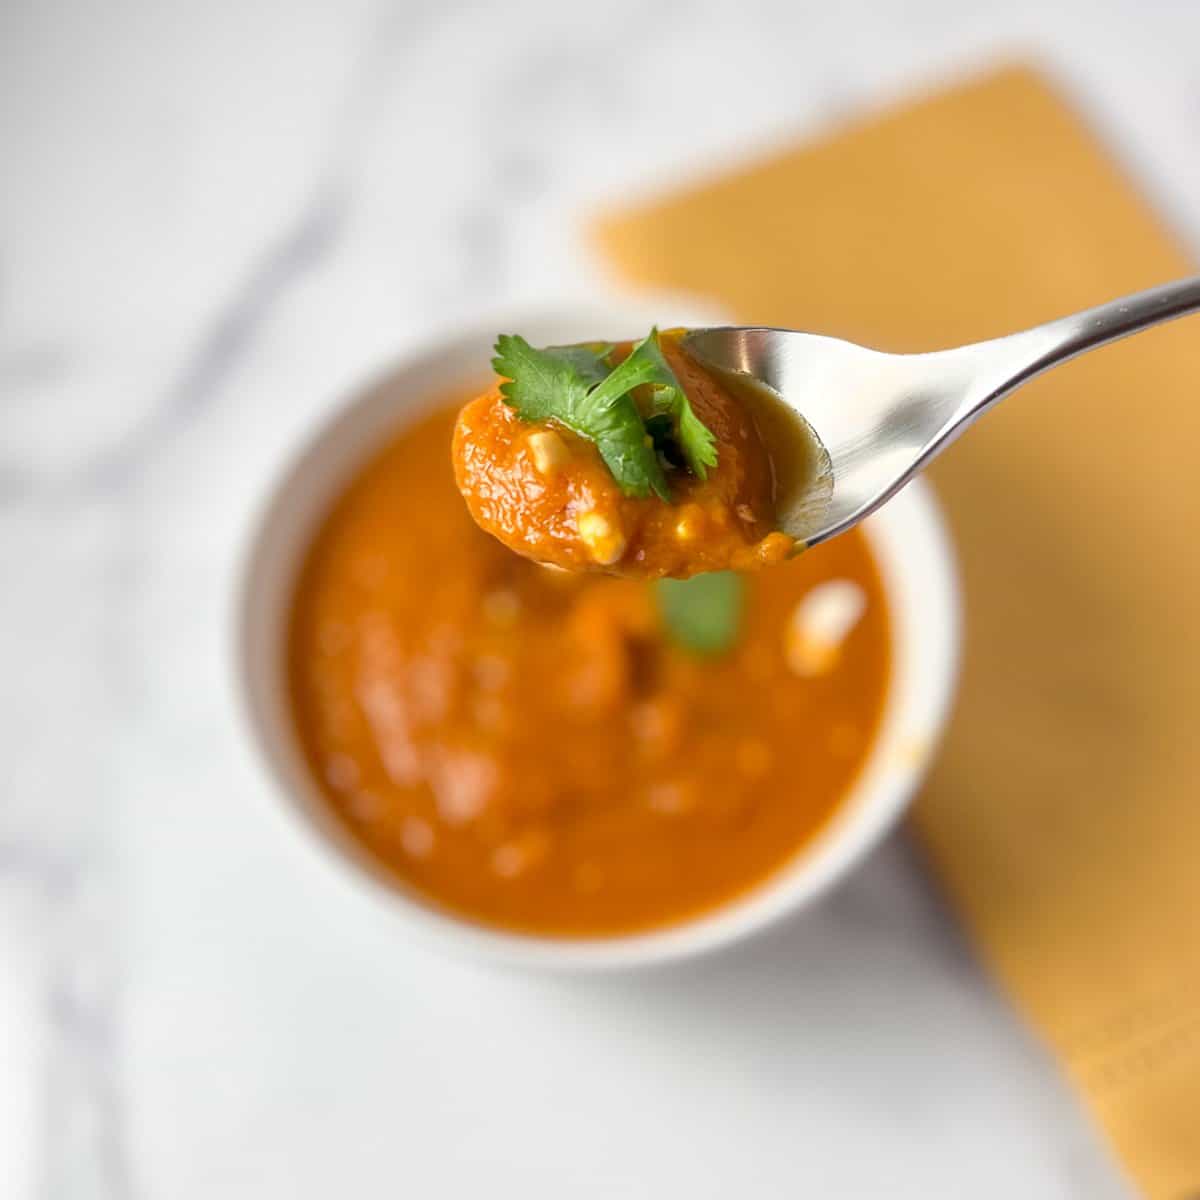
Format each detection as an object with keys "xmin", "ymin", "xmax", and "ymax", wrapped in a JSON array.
[{"xmin": 231, "ymin": 298, "xmax": 962, "ymax": 972}]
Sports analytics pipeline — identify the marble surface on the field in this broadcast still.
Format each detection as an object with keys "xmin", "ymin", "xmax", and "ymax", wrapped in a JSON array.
[{"xmin": 9, "ymin": 0, "xmax": 1200, "ymax": 1195}]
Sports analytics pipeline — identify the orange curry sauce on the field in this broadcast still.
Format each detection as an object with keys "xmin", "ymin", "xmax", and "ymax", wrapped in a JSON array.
[
  {"xmin": 288, "ymin": 401, "xmax": 891, "ymax": 936},
  {"xmin": 453, "ymin": 331, "xmax": 795, "ymax": 579}
]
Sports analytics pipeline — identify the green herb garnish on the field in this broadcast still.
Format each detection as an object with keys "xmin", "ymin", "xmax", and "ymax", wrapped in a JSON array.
[
  {"xmin": 654, "ymin": 571, "xmax": 745, "ymax": 656},
  {"xmin": 493, "ymin": 334, "xmax": 668, "ymax": 500},
  {"xmin": 540, "ymin": 342, "xmax": 614, "ymax": 387},
  {"xmin": 608, "ymin": 331, "xmax": 718, "ymax": 480},
  {"xmin": 492, "ymin": 328, "xmax": 718, "ymax": 500}
]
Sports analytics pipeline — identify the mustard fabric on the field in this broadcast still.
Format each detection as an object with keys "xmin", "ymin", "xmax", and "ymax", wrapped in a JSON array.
[{"xmin": 596, "ymin": 66, "xmax": 1200, "ymax": 1199}]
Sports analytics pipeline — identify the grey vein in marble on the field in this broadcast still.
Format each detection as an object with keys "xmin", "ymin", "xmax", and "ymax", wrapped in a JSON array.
[{"xmin": 79, "ymin": 179, "xmax": 349, "ymax": 495}]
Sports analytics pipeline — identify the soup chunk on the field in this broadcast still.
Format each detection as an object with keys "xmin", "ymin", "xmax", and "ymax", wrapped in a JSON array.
[{"xmin": 453, "ymin": 329, "xmax": 795, "ymax": 579}]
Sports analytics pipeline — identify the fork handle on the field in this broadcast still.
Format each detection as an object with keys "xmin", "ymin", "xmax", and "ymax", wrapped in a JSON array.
[{"xmin": 957, "ymin": 274, "xmax": 1200, "ymax": 421}]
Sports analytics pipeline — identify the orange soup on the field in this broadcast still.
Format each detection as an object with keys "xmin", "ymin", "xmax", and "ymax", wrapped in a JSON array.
[{"xmin": 287, "ymin": 400, "xmax": 891, "ymax": 935}]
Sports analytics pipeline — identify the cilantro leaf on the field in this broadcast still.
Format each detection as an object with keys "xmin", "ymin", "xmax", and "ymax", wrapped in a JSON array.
[
  {"xmin": 654, "ymin": 385, "xmax": 719, "ymax": 480},
  {"xmin": 655, "ymin": 572, "xmax": 745, "ymax": 656},
  {"xmin": 493, "ymin": 334, "xmax": 670, "ymax": 501},
  {"xmin": 590, "ymin": 328, "xmax": 718, "ymax": 480},
  {"xmin": 584, "ymin": 402, "xmax": 671, "ymax": 501},
  {"xmin": 491, "ymin": 329, "xmax": 721, "ymax": 501},
  {"xmin": 492, "ymin": 334, "xmax": 581, "ymax": 422},
  {"xmin": 543, "ymin": 342, "xmax": 614, "ymax": 386}
]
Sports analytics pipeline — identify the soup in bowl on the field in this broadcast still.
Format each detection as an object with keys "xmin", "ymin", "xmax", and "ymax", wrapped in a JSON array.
[{"xmin": 236, "ymin": 302, "xmax": 960, "ymax": 969}]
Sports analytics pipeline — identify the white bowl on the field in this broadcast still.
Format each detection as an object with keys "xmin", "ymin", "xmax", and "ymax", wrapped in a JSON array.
[{"xmin": 234, "ymin": 298, "xmax": 961, "ymax": 971}]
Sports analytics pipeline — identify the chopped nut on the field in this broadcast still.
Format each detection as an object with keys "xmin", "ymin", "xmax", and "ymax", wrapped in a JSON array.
[
  {"xmin": 785, "ymin": 580, "xmax": 867, "ymax": 675},
  {"xmin": 755, "ymin": 532, "xmax": 795, "ymax": 565},
  {"xmin": 673, "ymin": 503, "xmax": 706, "ymax": 542},
  {"xmin": 577, "ymin": 510, "xmax": 627, "ymax": 565},
  {"xmin": 431, "ymin": 751, "xmax": 496, "ymax": 825},
  {"xmin": 526, "ymin": 429, "xmax": 569, "ymax": 475}
]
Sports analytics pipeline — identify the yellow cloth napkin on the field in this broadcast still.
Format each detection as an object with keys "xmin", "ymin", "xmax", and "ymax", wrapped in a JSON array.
[{"xmin": 596, "ymin": 66, "xmax": 1200, "ymax": 1199}]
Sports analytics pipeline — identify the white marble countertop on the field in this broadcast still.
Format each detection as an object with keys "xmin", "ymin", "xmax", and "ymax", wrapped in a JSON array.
[{"xmin": 8, "ymin": 1, "xmax": 1200, "ymax": 1195}]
